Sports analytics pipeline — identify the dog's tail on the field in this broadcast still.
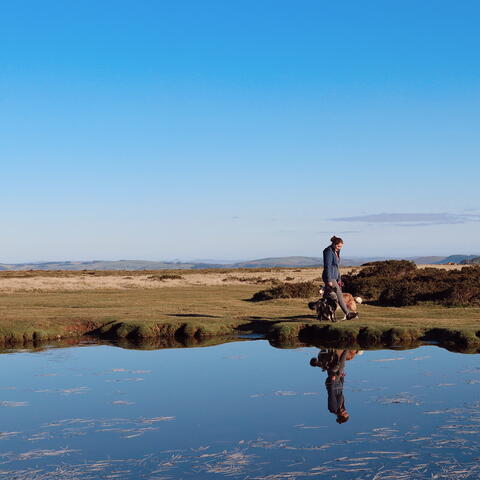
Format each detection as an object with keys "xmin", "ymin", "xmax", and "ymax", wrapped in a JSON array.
[{"xmin": 354, "ymin": 296, "xmax": 363, "ymax": 304}]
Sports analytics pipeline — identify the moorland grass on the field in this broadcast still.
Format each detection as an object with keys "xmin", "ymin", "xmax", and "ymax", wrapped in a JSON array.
[{"xmin": 0, "ymin": 281, "xmax": 479, "ymax": 350}]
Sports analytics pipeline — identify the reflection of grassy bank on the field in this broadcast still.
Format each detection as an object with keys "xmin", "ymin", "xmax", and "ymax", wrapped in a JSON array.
[
  {"xmin": 1, "ymin": 283, "xmax": 479, "ymax": 351},
  {"xmin": 0, "ymin": 335, "xmax": 250, "ymax": 355}
]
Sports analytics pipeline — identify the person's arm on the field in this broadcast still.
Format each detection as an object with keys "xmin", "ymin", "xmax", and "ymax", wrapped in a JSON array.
[{"xmin": 323, "ymin": 248, "xmax": 335, "ymax": 284}]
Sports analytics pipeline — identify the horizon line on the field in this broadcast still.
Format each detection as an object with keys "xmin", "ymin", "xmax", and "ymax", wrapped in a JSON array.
[{"xmin": 1, "ymin": 253, "xmax": 479, "ymax": 265}]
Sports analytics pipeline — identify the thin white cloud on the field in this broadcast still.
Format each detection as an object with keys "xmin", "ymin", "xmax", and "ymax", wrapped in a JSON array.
[
  {"xmin": 330, "ymin": 213, "xmax": 480, "ymax": 226},
  {"xmin": 316, "ymin": 230, "xmax": 361, "ymax": 234}
]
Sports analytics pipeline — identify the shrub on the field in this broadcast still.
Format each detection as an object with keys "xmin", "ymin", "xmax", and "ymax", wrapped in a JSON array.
[
  {"xmin": 342, "ymin": 262, "xmax": 480, "ymax": 307},
  {"xmin": 360, "ymin": 260, "xmax": 417, "ymax": 278},
  {"xmin": 378, "ymin": 281, "xmax": 418, "ymax": 307},
  {"xmin": 442, "ymin": 283, "xmax": 480, "ymax": 307},
  {"xmin": 222, "ymin": 276, "xmax": 279, "ymax": 284},
  {"xmin": 148, "ymin": 274, "xmax": 183, "ymax": 281},
  {"xmin": 342, "ymin": 260, "xmax": 417, "ymax": 302}
]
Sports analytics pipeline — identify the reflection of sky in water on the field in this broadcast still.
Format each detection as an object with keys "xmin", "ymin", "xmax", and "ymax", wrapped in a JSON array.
[{"xmin": 0, "ymin": 341, "xmax": 479, "ymax": 478}]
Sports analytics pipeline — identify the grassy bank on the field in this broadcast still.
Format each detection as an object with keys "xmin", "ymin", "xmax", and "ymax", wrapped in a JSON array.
[{"xmin": 0, "ymin": 276, "xmax": 479, "ymax": 351}]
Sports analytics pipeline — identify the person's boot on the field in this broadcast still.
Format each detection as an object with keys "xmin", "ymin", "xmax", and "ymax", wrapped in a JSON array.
[{"xmin": 346, "ymin": 312, "xmax": 358, "ymax": 320}]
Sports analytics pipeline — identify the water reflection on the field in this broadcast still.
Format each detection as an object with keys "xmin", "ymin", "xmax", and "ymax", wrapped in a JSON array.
[
  {"xmin": 310, "ymin": 348, "xmax": 363, "ymax": 424},
  {"xmin": 0, "ymin": 340, "xmax": 478, "ymax": 479}
]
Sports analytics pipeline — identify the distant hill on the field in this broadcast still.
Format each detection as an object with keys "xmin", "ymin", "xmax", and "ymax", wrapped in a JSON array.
[
  {"xmin": 1, "ymin": 254, "xmax": 478, "ymax": 271},
  {"xmin": 231, "ymin": 256, "xmax": 394, "ymax": 268},
  {"xmin": 0, "ymin": 260, "xmax": 199, "ymax": 271},
  {"xmin": 403, "ymin": 255, "xmax": 480, "ymax": 265},
  {"xmin": 0, "ymin": 256, "xmax": 390, "ymax": 270},
  {"xmin": 435, "ymin": 255, "xmax": 480, "ymax": 264},
  {"xmin": 460, "ymin": 256, "xmax": 480, "ymax": 265},
  {"xmin": 232, "ymin": 256, "xmax": 323, "ymax": 268},
  {"xmin": 408, "ymin": 256, "xmax": 446, "ymax": 264}
]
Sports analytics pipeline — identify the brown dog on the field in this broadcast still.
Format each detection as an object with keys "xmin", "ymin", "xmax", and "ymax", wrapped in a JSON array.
[{"xmin": 321, "ymin": 287, "xmax": 362, "ymax": 313}]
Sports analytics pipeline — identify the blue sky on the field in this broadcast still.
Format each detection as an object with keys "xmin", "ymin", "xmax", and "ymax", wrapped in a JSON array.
[{"xmin": 1, "ymin": 0, "xmax": 479, "ymax": 262}]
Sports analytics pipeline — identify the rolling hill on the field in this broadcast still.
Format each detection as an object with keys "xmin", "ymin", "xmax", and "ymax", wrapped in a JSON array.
[{"xmin": 1, "ymin": 254, "xmax": 478, "ymax": 271}]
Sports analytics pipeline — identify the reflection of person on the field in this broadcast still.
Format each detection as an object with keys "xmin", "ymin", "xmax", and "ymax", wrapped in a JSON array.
[
  {"xmin": 322, "ymin": 236, "xmax": 358, "ymax": 320},
  {"xmin": 310, "ymin": 349, "xmax": 361, "ymax": 424},
  {"xmin": 325, "ymin": 350, "xmax": 349, "ymax": 424}
]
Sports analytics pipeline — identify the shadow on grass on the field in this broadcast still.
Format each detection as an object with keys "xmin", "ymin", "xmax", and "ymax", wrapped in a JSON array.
[
  {"xmin": 276, "ymin": 314, "xmax": 318, "ymax": 321},
  {"xmin": 235, "ymin": 315, "xmax": 321, "ymax": 334}
]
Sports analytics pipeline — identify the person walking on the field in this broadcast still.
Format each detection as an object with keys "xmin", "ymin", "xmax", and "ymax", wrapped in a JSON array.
[
  {"xmin": 325, "ymin": 349, "xmax": 349, "ymax": 424},
  {"xmin": 322, "ymin": 236, "xmax": 358, "ymax": 320},
  {"xmin": 309, "ymin": 348, "xmax": 352, "ymax": 424}
]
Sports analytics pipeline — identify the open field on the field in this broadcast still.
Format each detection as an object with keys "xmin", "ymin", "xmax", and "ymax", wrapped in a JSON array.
[
  {"xmin": 0, "ymin": 264, "xmax": 465, "ymax": 292},
  {"xmin": 0, "ymin": 267, "xmax": 479, "ymax": 351},
  {"xmin": 0, "ymin": 267, "xmax": 327, "ymax": 292}
]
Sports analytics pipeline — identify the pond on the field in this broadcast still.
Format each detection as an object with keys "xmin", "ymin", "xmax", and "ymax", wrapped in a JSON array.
[{"xmin": 0, "ymin": 339, "xmax": 479, "ymax": 479}]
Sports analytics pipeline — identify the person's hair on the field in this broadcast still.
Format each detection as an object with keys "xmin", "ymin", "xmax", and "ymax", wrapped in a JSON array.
[
  {"xmin": 330, "ymin": 236, "xmax": 344, "ymax": 245},
  {"xmin": 336, "ymin": 414, "xmax": 349, "ymax": 424}
]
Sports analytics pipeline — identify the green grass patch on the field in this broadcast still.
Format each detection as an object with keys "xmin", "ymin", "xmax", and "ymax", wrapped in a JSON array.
[{"xmin": 0, "ymin": 284, "xmax": 478, "ymax": 351}]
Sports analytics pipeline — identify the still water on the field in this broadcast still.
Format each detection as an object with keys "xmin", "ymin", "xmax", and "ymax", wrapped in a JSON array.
[{"xmin": 0, "ymin": 340, "xmax": 479, "ymax": 479}]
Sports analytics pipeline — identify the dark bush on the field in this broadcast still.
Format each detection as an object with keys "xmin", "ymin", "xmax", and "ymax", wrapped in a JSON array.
[
  {"xmin": 342, "ymin": 260, "xmax": 417, "ymax": 302},
  {"xmin": 222, "ymin": 276, "xmax": 280, "ymax": 284},
  {"xmin": 360, "ymin": 260, "xmax": 417, "ymax": 278},
  {"xmin": 251, "ymin": 282, "xmax": 319, "ymax": 302},
  {"xmin": 443, "ymin": 283, "xmax": 480, "ymax": 307},
  {"xmin": 342, "ymin": 262, "xmax": 480, "ymax": 307},
  {"xmin": 148, "ymin": 274, "xmax": 183, "ymax": 281},
  {"xmin": 378, "ymin": 281, "xmax": 418, "ymax": 307}
]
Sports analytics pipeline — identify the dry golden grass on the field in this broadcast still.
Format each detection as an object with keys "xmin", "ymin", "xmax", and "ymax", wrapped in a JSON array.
[
  {"xmin": 0, "ymin": 265, "xmax": 464, "ymax": 292},
  {"xmin": 0, "ymin": 267, "xmax": 329, "ymax": 292}
]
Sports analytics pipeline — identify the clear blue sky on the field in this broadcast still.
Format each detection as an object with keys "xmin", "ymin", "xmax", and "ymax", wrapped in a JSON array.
[{"xmin": 1, "ymin": 0, "xmax": 479, "ymax": 262}]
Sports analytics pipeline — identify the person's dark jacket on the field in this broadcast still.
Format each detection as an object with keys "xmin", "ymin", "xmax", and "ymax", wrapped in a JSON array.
[{"xmin": 322, "ymin": 245, "xmax": 341, "ymax": 283}]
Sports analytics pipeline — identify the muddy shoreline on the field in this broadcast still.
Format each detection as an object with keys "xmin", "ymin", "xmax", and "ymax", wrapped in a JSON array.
[{"xmin": 1, "ymin": 319, "xmax": 479, "ymax": 354}]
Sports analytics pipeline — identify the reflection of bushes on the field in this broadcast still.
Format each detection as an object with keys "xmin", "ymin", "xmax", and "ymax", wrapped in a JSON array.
[
  {"xmin": 251, "ymin": 282, "xmax": 319, "ymax": 301},
  {"xmin": 342, "ymin": 261, "xmax": 480, "ymax": 307}
]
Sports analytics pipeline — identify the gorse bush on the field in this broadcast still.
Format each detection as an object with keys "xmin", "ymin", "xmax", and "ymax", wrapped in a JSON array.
[
  {"xmin": 248, "ymin": 261, "xmax": 480, "ymax": 307},
  {"xmin": 342, "ymin": 260, "xmax": 417, "ymax": 302},
  {"xmin": 360, "ymin": 260, "xmax": 417, "ymax": 278},
  {"xmin": 342, "ymin": 261, "xmax": 480, "ymax": 307},
  {"xmin": 378, "ymin": 281, "xmax": 418, "ymax": 307}
]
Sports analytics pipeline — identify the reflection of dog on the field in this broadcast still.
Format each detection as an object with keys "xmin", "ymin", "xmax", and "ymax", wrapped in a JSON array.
[{"xmin": 308, "ymin": 287, "xmax": 362, "ymax": 322}]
